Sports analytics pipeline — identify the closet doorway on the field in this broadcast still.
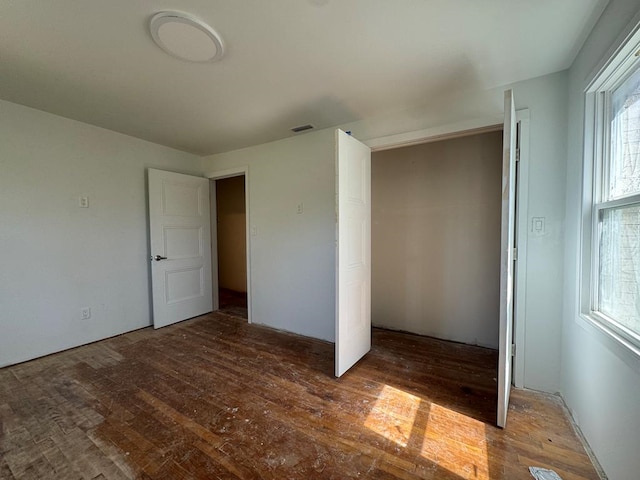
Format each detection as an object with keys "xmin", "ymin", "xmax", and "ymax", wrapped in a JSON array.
[
  {"xmin": 369, "ymin": 104, "xmax": 529, "ymax": 428},
  {"xmin": 371, "ymin": 130, "xmax": 503, "ymax": 350},
  {"xmin": 213, "ymin": 174, "xmax": 248, "ymax": 319}
]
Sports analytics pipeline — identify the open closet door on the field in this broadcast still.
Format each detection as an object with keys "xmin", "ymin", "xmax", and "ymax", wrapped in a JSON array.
[
  {"xmin": 497, "ymin": 90, "xmax": 517, "ymax": 427},
  {"xmin": 335, "ymin": 129, "xmax": 372, "ymax": 377},
  {"xmin": 148, "ymin": 169, "xmax": 213, "ymax": 329}
]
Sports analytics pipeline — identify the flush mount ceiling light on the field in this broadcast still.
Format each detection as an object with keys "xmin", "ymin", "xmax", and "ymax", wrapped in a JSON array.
[{"xmin": 150, "ymin": 12, "xmax": 224, "ymax": 63}]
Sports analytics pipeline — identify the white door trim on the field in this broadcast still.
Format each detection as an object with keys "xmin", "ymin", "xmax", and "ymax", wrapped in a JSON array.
[
  {"xmin": 365, "ymin": 111, "xmax": 530, "ymax": 389},
  {"xmin": 513, "ymin": 109, "xmax": 530, "ymax": 388},
  {"xmin": 366, "ymin": 115, "xmax": 504, "ymax": 152},
  {"xmin": 205, "ymin": 166, "xmax": 252, "ymax": 323}
]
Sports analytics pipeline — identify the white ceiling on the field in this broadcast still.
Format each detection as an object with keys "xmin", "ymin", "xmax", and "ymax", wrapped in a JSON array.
[{"xmin": 0, "ymin": 0, "xmax": 606, "ymax": 155}]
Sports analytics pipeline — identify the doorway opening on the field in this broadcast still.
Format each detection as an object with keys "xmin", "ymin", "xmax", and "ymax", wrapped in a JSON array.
[
  {"xmin": 371, "ymin": 129, "xmax": 503, "ymax": 350},
  {"xmin": 213, "ymin": 174, "xmax": 248, "ymax": 320},
  {"xmin": 367, "ymin": 115, "xmax": 526, "ymax": 427},
  {"xmin": 365, "ymin": 108, "xmax": 529, "ymax": 392}
]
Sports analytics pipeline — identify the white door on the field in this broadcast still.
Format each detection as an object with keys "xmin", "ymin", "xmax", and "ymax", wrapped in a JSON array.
[
  {"xmin": 497, "ymin": 90, "xmax": 517, "ymax": 427},
  {"xmin": 335, "ymin": 129, "xmax": 372, "ymax": 377},
  {"xmin": 148, "ymin": 169, "xmax": 213, "ymax": 329}
]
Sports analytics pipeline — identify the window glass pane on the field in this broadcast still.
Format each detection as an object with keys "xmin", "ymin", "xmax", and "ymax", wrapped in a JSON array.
[
  {"xmin": 598, "ymin": 203, "xmax": 640, "ymax": 336},
  {"xmin": 609, "ymin": 66, "xmax": 640, "ymax": 200}
]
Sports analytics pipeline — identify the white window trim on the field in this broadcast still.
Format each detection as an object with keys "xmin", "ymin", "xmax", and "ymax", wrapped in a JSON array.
[{"xmin": 580, "ymin": 22, "xmax": 640, "ymax": 358}]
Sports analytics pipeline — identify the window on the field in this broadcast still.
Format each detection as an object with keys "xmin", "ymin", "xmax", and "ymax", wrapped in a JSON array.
[{"xmin": 583, "ymin": 27, "xmax": 640, "ymax": 353}]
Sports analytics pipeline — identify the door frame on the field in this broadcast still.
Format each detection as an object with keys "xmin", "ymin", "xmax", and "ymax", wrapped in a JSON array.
[
  {"xmin": 365, "ymin": 112, "xmax": 530, "ymax": 388},
  {"xmin": 205, "ymin": 166, "xmax": 252, "ymax": 323}
]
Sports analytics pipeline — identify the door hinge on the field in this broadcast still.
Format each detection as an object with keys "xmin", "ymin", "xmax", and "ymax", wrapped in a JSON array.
[
  {"xmin": 516, "ymin": 148, "xmax": 521, "ymax": 162},
  {"xmin": 511, "ymin": 343, "xmax": 516, "ymax": 357},
  {"xmin": 513, "ymin": 247, "xmax": 518, "ymax": 261}
]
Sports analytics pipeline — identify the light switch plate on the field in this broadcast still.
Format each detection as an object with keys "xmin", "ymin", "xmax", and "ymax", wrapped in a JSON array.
[{"xmin": 531, "ymin": 216, "xmax": 545, "ymax": 236}]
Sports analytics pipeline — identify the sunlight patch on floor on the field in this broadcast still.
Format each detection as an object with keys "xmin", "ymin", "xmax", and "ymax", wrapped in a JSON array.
[
  {"xmin": 364, "ymin": 385, "xmax": 421, "ymax": 447},
  {"xmin": 364, "ymin": 384, "xmax": 490, "ymax": 479},
  {"xmin": 421, "ymin": 403, "xmax": 489, "ymax": 479}
]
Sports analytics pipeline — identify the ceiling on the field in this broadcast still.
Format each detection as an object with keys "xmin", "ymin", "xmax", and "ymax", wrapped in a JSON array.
[{"xmin": 0, "ymin": 0, "xmax": 607, "ymax": 156}]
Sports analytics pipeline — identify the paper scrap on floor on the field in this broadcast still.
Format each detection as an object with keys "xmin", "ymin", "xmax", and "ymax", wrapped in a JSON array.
[{"xmin": 529, "ymin": 467, "xmax": 563, "ymax": 480}]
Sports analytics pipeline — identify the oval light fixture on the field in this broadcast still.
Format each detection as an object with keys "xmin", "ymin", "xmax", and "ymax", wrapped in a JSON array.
[{"xmin": 150, "ymin": 11, "xmax": 224, "ymax": 63}]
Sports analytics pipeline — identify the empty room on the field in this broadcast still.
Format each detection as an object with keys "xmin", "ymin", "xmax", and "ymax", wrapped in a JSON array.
[{"xmin": 1, "ymin": 1, "xmax": 640, "ymax": 479}]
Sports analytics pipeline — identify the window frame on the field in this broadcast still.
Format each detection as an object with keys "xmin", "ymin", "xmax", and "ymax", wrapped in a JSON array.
[{"xmin": 581, "ymin": 26, "xmax": 640, "ymax": 356}]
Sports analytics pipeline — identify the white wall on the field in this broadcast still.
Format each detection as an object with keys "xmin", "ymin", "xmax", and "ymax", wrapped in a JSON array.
[
  {"xmin": 0, "ymin": 99, "xmax": 202, "ymax": 367},
  {"xmin": 371, "ymin": 132, "xmax": 502, "ymax": 348},
  {"xmin": 201, "ymin": 129, "xmax": 337, "ymax": 341},
  {"xmin": 562, "ymin": 1, "xmax": 640, "ymax": 478}
]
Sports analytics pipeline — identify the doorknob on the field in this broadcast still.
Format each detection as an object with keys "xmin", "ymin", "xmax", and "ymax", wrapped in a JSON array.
[{"xmin": 154, "ymin": 255, "xmax": 168, "ymax": 261}]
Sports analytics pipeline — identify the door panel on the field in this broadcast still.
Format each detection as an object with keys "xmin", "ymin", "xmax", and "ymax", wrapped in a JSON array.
[
  {"xmin": 164, "ymin": 226, "xmax": 202, "ymax": 258},
  {"xmin": 335, "ymin": 130, "xmax": 372, "ymax": 377},
  {"xmin": 497, "ymin": 90, "xmax": 517, "ymax": 428},
  {"xmin": 149, "ymin": 169, "xmax": 213, "ymax": 329},
  {"xmin": 165, "ymin": 267, "xmax": 204, "ymax": 303}
]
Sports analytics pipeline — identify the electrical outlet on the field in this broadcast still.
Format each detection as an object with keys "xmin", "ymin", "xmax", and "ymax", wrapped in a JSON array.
[
  {"xmin": 79, "ymin": 196, "xmax": 89, "ymax": 208},
  {"xmin": 296, "ymin": 203, "xmax": 304, "ymax": 214},
  {"xmin": 81, "ymin": 307, "xmax": 91, "ymax": 320}
]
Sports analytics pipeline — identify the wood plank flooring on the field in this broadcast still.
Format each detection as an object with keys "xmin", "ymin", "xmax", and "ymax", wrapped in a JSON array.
[
  {"xmin": 218, "ymin": 288, "xmax": 248, "ymax": 320},
  {"xmin": 0, "ymin": 313, "xmax": 600, "ymax": 479}
]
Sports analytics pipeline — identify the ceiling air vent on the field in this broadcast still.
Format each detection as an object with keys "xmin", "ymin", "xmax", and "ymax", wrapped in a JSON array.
[{"xmin": 291, "ymin": 124, "xmax": 314, "ymax": 133}]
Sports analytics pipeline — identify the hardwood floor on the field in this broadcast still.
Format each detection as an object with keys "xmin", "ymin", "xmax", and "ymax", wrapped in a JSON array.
[
  {"xmin": 0, "ymin": 313, "xmax": 600, "ymax": 480},
  {"xmin": 218, "ymin": 288, "xmax": 248, "ymax": 320}
]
